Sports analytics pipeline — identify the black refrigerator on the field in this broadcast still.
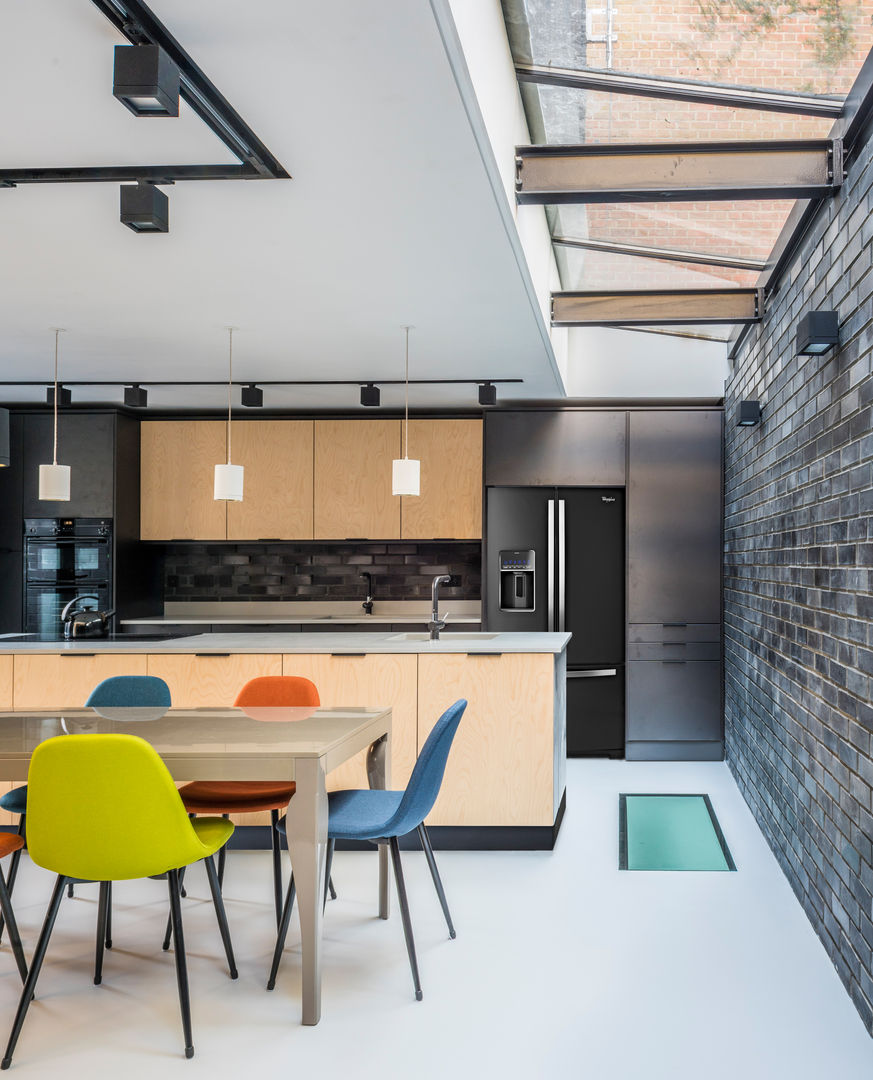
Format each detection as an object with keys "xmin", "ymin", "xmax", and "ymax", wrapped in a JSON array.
[{"xmin": 485, "ymin": 487, "xmax": 625, "ymax": 757}]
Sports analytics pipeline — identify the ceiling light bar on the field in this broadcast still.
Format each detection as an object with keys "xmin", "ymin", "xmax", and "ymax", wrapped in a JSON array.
[
  {"xmin": 516, "ymin": 140, "xmax": 842, "ymax": 204},
  {"xmin": 551, "ymin": 289, "xmax": 762, "ymax": 326},
  {"xmin": 514, "ymin": 63, "xmax": 845, "ymax": 118}
]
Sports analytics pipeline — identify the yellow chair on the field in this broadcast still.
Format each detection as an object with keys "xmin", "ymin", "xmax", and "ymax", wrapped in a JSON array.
[{"xmin": 1, "ymin": 733, "xmax": 237, "ymax": 1069}]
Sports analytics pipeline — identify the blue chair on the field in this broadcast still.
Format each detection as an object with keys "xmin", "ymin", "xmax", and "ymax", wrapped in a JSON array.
[
  {"xmin": 0, "ymin": 674, "xmax": 173, "ymax": 945},
  {"xmin": 267, "ymin": 698, "xmax": 467, "ymax": 1000}
]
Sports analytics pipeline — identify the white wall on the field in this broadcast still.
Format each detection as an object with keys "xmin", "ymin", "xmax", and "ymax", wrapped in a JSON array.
[{"xmin": 566, "ymin": 327, "xmax": 729, "ymax": 398}]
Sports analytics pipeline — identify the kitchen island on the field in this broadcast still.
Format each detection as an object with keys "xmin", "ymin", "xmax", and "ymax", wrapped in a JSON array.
[{"xmin": 0, "ymin": 631, "xmax": 569, "ymax": 849}]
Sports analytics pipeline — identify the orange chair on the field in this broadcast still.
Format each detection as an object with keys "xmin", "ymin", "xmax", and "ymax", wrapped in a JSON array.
[{"xmin": 177, "ymin": 676, "xmax": 323, "ymax": 926}]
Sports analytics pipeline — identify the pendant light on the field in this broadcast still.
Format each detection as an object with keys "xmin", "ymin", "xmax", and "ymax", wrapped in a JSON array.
[
  {"xmin": 214, "ymin": 326, "xmax": 244, "ymax": 501},
  {"xmin": 38, "ymin": 328, "xmax": 71, "ymax": 501},
  {"xmin": 392, "ymin": 325, "xmax": 420, "ymax": 496}
]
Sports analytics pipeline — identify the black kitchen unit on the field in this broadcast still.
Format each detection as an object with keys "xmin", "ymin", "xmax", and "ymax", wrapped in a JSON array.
[
  {"xmin": 485, "ymin": 487, "xmax": 625, "ymax": 757},
  {"xmin": 23, "ymin": 518, "xmax": 113, "ymax": 636}
]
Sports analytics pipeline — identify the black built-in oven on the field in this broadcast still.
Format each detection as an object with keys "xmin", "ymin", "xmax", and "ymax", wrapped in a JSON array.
[{"xmin": 23, "ymin": 519, "xmax": 112, "ymax": 635}]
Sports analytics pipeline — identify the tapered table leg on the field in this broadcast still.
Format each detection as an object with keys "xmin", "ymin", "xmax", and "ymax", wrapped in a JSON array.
[
  {"xmin": 367, "ymin": 733, "xmax": 391, "ymax": 920},
  {"xmin": 284, "ymin": 755, "xmax": 328, "ymax": 1026}
]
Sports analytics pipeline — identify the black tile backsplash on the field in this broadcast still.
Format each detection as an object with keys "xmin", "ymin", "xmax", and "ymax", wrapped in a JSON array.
[{"xmin": 163, "ymin": 542, "xmax": 481, "ymax": 602}]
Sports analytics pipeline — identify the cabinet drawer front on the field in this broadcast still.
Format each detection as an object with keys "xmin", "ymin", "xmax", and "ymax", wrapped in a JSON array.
[
  {"xmin": 626, "ymin": 660, "xmax": 722, "ymax": 743},
  {"xmin": 627, "ymin": 642, "xmax": 721, "ymax": 662},
  {"xmin": 13, "ymin": 654, "xmax": 148, "ymax": 709},
  {"xmin": 146, "ymin": 654, "xmax": 282, "ymax": 707},
  {"xmin": 281, "ymin": 653, "xmax": 417, "ymax": 792},
  {"xmin": 628, "ymin": 623, "xmax": 721, "ymax": 644}
]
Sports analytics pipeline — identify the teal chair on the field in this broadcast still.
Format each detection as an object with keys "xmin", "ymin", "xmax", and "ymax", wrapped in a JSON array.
[
  {"xmin": 1, "ymin": 732, "xmax": 237, "ymax": 1069},
  {"xmin": 268, "ymin": 698, "xmax": 467, "ymax": 1000}
]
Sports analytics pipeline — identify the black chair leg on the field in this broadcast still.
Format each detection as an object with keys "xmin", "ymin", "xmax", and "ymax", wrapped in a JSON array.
[
  {"xmin": 66, "ymin": 883, "xmax": 74, "ymax": 899},
  {"xmin": 270, "ymin": 809, "xmax": 283, "ymax": 929},
  {"xmin": 322, "ymin": 840, "xmax": 335, "ymax": 914},
  {"xmin": 0, "ymin": 841, "xmax": 23, "ymax": 947},
  {"xmin": 203, "ymin": 855, "xmax": 238, "ymax": 980},
  {"xmin": 217, "ymin": 815, "xmax": 230, "ymax": 889},
  {"xmin": 162, "ymin": 865, "xmax": 187, "ymax": 951},
  {"xmin": 1, "ymin": 874, "xmax": 67, "ymax": 1071},
  {"xmin": 266, "ymin": 873, "xmax": 296, "ymax": 991},
  {"xmin": 94, "ymin": 881, "xmax": 110, "ymax": 985},
  {"xmin": 328, "ymin": 875, "xmax": 337, "ymax": 901},
  {"xmin": 105, "ymin": 881, "xmax": 113, "ymax": 949},
  {"xmin": 388, "ymin": 836, "xmax": 422, "ymax": 1001},
  {"xmin": 417, "ymin": 824, "xmax": 455, "ymax": 939},
  {"xmin": 167, "ymin": 869, "xmax": 194, "ymax": 1060},
  {"xmin": 0, "ymin": 862, "xmax": 27, "ymax": 985}
]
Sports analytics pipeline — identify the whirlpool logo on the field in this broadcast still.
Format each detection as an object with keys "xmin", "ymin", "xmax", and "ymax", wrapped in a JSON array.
[{"xmin": 601, "ymin": 496, "xmax": 616, "ymax": 503}]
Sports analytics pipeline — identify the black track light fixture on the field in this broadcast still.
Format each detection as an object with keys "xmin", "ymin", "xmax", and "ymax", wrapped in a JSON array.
[
  {"xmin": 360, "ymin": 383, "xmax": 381, "ymax": 407},
  {"xmin": 241, "ymin": 384, "xmax": 264, "ymax": 408},
  {"xmin": 120, "ymin": 182, "xmax": 169, "ymax": 233},
  {"xmin": 736, "ymin": 400, "xmax": 762, "ymax": 427},
  {"xmin": 478, "ymin": 382, "xmax": 497, "ymax": 406},
  {"xmin": 113, "ymin": 44, "xmax": 180, "ymax": 117},
  {"xmin": 795, "ymin": 310, "xmax": 839, "ymax": 356},
  {"xmin": 124, "ymin": 384, "xmax": 148, "ymax": 408},
  {"xmin": 46, "ymin": 385, "xmax": 71, "ymax": 408}
]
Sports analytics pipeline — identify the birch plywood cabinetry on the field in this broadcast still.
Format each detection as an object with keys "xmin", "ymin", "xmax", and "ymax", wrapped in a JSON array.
[
  {"xmin": 401, "ymin": 420, "xmax": 482, "ymax": 539},
  {"xmin": 314, "ymin": 420, "xmax": 401, "ymax": 539},
  {"xmin": 226, "ymin": 421, "xmax": 314, "ymax": 540},
  {"xmin": 144, "ymin": 653, "xmax": 282, "ymax": 707},
  {"xmin": 417, "ymin": 653, "xmax": 555, "ymax": 826},
  {"xmin": 281, "ymin": 653, "xmax": 418, "ymax": 792},
  {"xmin": 13, "ymin": 654, "xmax": 148, "ymax": 708},
  {"xmin": 141, "ymin": 421, "xmax": 227, "ymax": 540}
]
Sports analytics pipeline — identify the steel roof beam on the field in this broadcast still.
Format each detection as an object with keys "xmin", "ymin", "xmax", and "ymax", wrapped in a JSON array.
[{"xmin": 552, "ymin": 235, "xmax": 766, "ymax": 272}]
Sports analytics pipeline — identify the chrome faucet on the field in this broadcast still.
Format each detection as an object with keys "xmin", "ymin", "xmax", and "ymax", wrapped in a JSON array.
[
  {"xmin": 428, "ymin": 575, "xmax": 451, "ymax": 640},
  {"xmin": 360, "ymin": 572, "xmax": 374, "ymax": 615}
]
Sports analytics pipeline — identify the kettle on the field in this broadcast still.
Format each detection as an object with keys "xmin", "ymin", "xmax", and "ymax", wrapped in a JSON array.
[{"xmin": 60, "ymin": 595, "xmax": 116, "ymax": 640}]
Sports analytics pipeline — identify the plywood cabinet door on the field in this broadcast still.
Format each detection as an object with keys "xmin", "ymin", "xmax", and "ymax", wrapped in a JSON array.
[
  {"xmin": 13, "ymin": 654, "xmax": 148, "ymax": 708},
  {"xmin": 0, "ymin": 657, "xmax": 11, "ymax": 708},
  {"xmin": 141, "ymin": 421, "xmax": 227, "ymax": 540},
  {"xmin": 282, "ymin": 653, "xmax": 418, "ymax": 791},
  {"xmin": 314, "ymin": 420, "xmax": 401, "ymax": 539},
  {"xmin": 145, "ymin": 653, "xmax": 282, "ymax": 707},
  {"xmin": 227, "ymin": 421, "xmax": 314, "ymax": 540},
  {"xmin": 401, "ymin": 420, "xmax": 482, "ymax": 539},
  {"xmin": 417, "ymin": 653, "xmax": 555, "ymax": 827}
]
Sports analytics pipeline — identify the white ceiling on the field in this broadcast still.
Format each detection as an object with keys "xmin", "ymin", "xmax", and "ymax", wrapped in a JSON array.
[{"xmin": 0, "ymin": 0, "xmax": 563, "ymax": 412}]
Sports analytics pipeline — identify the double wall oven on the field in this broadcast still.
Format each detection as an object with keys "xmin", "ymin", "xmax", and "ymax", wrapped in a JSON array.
[{"xmin": 24, "ymin": 519, "xmax": 113, "ymax": 636}]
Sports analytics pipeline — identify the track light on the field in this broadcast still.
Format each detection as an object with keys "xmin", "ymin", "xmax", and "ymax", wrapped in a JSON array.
[
  {"xmin": 736, "ymin": 400, "xmax": 762, "ymax": 427},
  {"xmin": 478, "ymin": 382, "xmax": 497, "ymax": 406},
  {"xmin": 113, "ymin": 44, "xmax": 180, "ymax": 117},
  {"xmin": 120, "ymin": 182, "xmax": 169, "ymax": 233},
  {"xmin": 360, "ymin": 383, "xmax": 381, "ymax": 407},
  {"xmin": 795, "ymin": 310, "xmax": 839, "ymax": 356},
  {"xmin": 46, "ymin": 385, "xmax": 71, "ymax": 407},
  {"xmin": 124, "ymin": 384, "xmax": 148, "ymax": 408},
  {"xmin": 241, "ymin": 384, "xmax": 263, "ymax": 408}
]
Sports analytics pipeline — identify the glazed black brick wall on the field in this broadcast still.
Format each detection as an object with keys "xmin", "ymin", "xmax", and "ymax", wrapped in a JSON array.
[
  {"xmin": 163, "ymin": 542, "xmax": 481, "ymax": 602},
  {"xmin": 725, "ymin": 132, "xmax": 873, "ymax": 1033}
]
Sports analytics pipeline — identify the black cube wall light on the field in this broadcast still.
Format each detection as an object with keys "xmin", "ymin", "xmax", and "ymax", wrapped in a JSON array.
[
  {"xmin": 241, "ymin": 384, "xmax": 264, "ymax": 408},
  {"xmin": 0, "ymin": 408, "xmax": 9, "ymax": 468},
  {"xmin": 113, "ymin": 45, "xmax": 180, "ymax": 117},
  {"xmin": 124, "ymin": 384, "xmax": 148, "ymax": 408},
  {"xmin": 120, "ymin": 182, "xmax": 169, "ymax": 233},
  {"xmin": 796, "ymin": 310, "xmax": 839, "ymax": 356},
  {"xmin": 360, "ymin": 383, "xmax": 381, "ymax": 407},
  {"xmin": 736, "ymin": 400, "xmax": 762, "ymax": 427}
]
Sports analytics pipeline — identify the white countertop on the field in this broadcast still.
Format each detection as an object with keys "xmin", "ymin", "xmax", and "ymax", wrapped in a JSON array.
[
  {"xmin": 122, "ymin": 600, "xmax": 482, "ymax": 627},
  {"xmin": 0, "ymin": 631, "xmax": 570, "ymax": 655}
]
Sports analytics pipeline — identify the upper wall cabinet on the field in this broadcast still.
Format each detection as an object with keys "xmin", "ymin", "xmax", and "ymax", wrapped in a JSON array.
[
  {"xmin": 401, "ymin": 419, "xmax": 482, "ymax": 539},
  {"xmin": 485, "ymin": 411, "xmax": 626, "ymax": 487},
  {"xmin": 227, "ymin": 421, "xmax": 314, "ymax": 540},
  {"xmin": 314, "ymin": 420, "xmax": 401, "ymax": 540},
  {"xmin": 627, "ymin": 411, "xmax": 722, "ymax": 624},
  {"xmin": 141, "ymin": 421, "xmax": 227, "ymax": 540}
]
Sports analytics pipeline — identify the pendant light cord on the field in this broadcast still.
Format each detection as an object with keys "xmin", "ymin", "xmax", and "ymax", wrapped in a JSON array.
[
  {"xmin": 403, "ymin": 325, "xmax": 411, "ymax": 459},
  {"xmin": 51, "ymin": 328, "xmax": 64, "ymax": 465},
  {"xmin": 226, "ymin": 327, "xmax": 234, "ymax": 464}
]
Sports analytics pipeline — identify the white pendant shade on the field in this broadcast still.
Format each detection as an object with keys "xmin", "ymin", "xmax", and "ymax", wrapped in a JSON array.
[
  {"xmin": 38, "ymin": 463, "xmax": 71, "ymax": 501},
  {"xmin": 392, "ymin": 456, "xmax": 420, "ymax": 497},
  {"xmin": 214, "ymin": 462, "xmax": 244, "ymax": 501}
]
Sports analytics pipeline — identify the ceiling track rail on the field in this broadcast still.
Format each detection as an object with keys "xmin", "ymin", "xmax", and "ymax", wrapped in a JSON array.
[{"xmin": 0, "ymin": 379, "xmax": 524, "ymax": 388}]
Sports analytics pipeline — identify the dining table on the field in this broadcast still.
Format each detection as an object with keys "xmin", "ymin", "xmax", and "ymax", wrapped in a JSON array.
[{"xmin": 0, "ymin": 703, "xmax": 393, "ymax": 1026}]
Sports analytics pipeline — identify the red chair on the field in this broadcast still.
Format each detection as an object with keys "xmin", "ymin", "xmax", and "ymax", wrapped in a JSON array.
[
  {"xmin": 177, "ymin": 676, "xmax": 322, "ymax": 927},
  {"xmin": 0, "ymin": 834, "xmax": 28, "ymax": 988}
]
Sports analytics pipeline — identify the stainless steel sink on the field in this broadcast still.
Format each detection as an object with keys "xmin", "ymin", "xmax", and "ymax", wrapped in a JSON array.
[{"xmin": 387, "ymin": 632, "xmax": 498, "ymax": 642}]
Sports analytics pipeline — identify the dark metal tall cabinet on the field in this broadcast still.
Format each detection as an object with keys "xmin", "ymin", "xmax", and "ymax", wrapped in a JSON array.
[{"xmin": 625, "ymin": 411, "xmax": 723, "ymax": 760}]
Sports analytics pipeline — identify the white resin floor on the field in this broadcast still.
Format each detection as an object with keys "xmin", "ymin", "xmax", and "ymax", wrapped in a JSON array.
[{"xmin": 1, "ymin": 759, "xmax": 872, "ymax": 1079}]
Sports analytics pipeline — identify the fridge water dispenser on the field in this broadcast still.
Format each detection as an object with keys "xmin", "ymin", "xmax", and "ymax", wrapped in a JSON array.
[{"xmin": 499, "ymin": 550, "xmax": 535, "ymax": 612}]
